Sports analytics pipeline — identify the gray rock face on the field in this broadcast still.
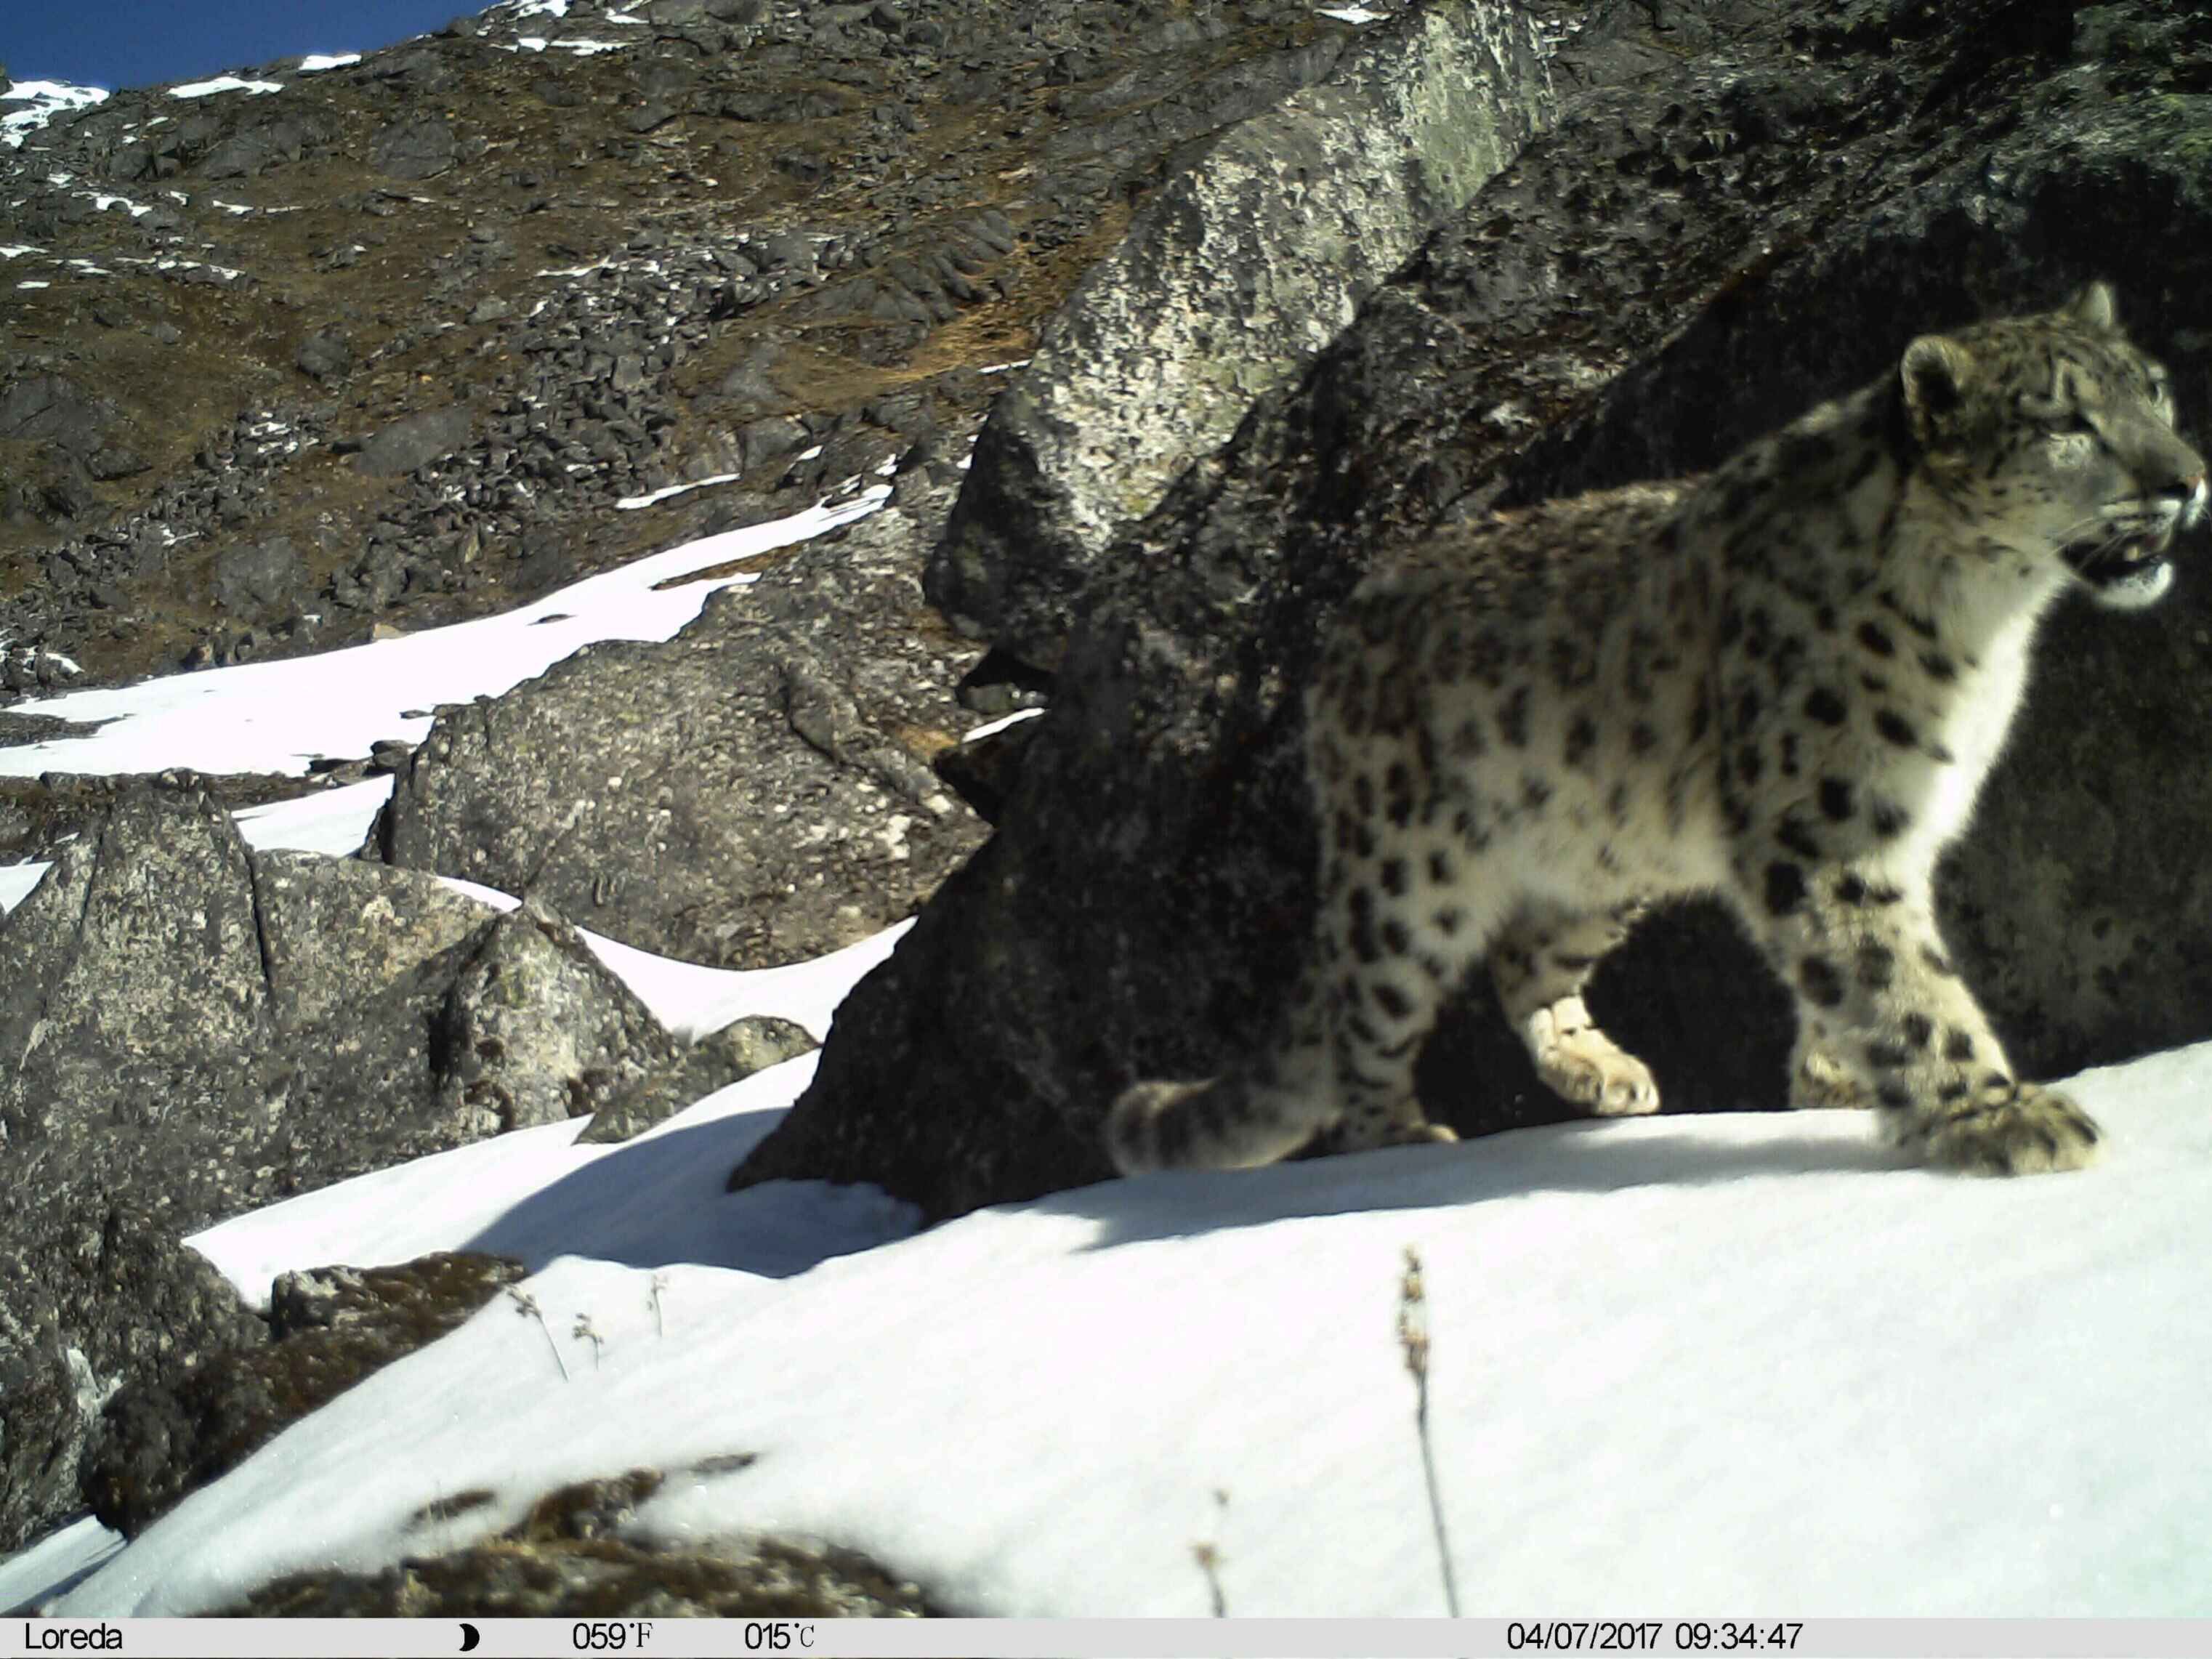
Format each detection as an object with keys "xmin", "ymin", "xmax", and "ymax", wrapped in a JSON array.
[
  {"xmin": 738, "ymin": 0, "xmax": 2212, "ymax": 1221},
  {"xmin": 579, "ymin": 1014, "xmax": 817, "ymax": 1145},
  {"xmin": 927, "ymin": 1, "xmax": 1557, "ymax": 669},
  {"xmin": 435, "ymin": 903, "xmax": 682, "ymax": 1136},
  {"xmin": 294, "ymin": 331, "xmax": 352, "ymax": 382},
  {"xmin": 81, "ymin": 1252, "xmax": 526, "ymax": 1538},
  {"xmin": 0, "ymin": 786, "xmax": 701, "ymax": 1550},
  {"xmin": 1, "ymin": 789, "xmax": 273, "ymax": 1154},
  {"xmin": 0, "ymin": 374, "xmax": 116, "ymax": 461},
  {"xmin": 370, "ymin": 115, "xmax": 459, "ymax": 180},
  {"xmin": 0, "ymin": 1203, "xmax": 262, "ymax": 1562},
  {"xmin": 352, "ymin": 405, "xmax": 472, "ymax": 476},
  {"xmin": 212, "ymin": 536, "xmax": 306, "ymax": 613},
  {"xmin": 371, "ymin": 473, "xmax": 986, "ymax": 968}
]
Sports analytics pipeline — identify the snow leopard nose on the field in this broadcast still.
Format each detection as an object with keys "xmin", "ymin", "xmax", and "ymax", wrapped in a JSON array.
[
  {"xmin": 2173, "ymin": 471, "xmax": 2211, "ymax": 532},
  {"xmin": 2145, "ymin": 428, "xmax": 2208, "ymax": 529}
]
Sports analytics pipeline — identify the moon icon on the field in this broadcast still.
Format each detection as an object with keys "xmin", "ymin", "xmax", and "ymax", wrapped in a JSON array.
[{"xmin": 459, "ymin": 1623, "xmax": 482, "ymax": 1652}]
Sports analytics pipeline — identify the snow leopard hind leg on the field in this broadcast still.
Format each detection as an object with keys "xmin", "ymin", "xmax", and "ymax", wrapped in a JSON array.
[{"xmin": 1107, "ymin": 855, "xmax": 1501, "ymax": 1175}]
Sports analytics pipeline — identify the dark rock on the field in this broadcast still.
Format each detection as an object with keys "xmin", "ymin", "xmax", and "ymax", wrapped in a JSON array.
[
  {"xmin": 212, "ymin": 536, "xmax": 305, "ymax": 613},
  {"xmin": 0, "ymin": 374, "xmax": 114, "ymax": 459},
  {"xmin": 579, "ymin": 1014, "xmax": 816, "ymax": 1144},
  {"xmin": 221, "ymin": 1485, "xmax": 937, "ymax": 1615},
  {"xmin": 294, "ymin": 331, "xmax": 352, "ymax": 380},
  {"xmin": 737, "ymin": 0, "xmax": 2212, "ymax": 1221},
  {"xmin": 81, "ymin": 1253, "xmax": 525, "ymax": 1538},
  {"xmin": 0, "ymin": 788, "xmax": 709, "ymax": 1545},
  {"xmin": 352, "ymin": 405, "xmax": 471, "ymax": 476},
  {"xmin": 371, "ymin": 115, "xmax": 459, "ymax": 180},
  {"xmin": 0, "ymin": 1203, "xmax": 263, "ymax": 1554},
  {"xmin": 1, "ymin": 791, "xmax": 274, "ymax": 1159}
]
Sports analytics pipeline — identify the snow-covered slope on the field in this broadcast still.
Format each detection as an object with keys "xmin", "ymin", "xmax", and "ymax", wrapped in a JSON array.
[{"xmin": 38, "ymin": 1044, "xmax": 2212, "ymax": 1617}]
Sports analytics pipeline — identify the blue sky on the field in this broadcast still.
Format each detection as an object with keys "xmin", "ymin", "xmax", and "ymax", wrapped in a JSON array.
[{"xmin": 3, "ymin": 0, "xmax": 477, "ymax": 93}]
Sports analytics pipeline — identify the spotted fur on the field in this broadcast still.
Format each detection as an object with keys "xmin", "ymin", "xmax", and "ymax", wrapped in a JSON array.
[{"xmin": 1110, "ymin": 283, "xmax": 2206, "ymax": 1178}]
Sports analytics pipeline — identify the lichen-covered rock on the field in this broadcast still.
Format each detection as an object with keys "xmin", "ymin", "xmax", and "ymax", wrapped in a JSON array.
[
  {"xmin": 0, "ymin": 786, "xmax": 704, "ymax": 1550},
  {"xmin": 578, "ymin": 1014, "xmax": 816, "ymax": 1145},
  {"xmin": 370, "ymin": 474, "xmax": 988, "ymax": 969},
  {"xmin": 0, "ymin": 1204, "xmax": 262, "ymax": 1555},
  {"xmin": 81, "ymin": 1253, "xmax": 526, "ymax": 1538},
  {"xmin": 435, "ymin": 903, "xmax": 682, "ymax": 1136},
  {"xmin": 927, "ymin": 0, "xmax": 1558, "ymax": 669},
  {"xmin": 0, "ymin": 786, "xmax": 274, "ymax": 1158},
  {"xmin": 221, "ymin": 1472, "xmax": 938, "ymax": 1616},
  {"xmin": 251, "ymin": 849, "xmax": 496, "ymax": 1030}
]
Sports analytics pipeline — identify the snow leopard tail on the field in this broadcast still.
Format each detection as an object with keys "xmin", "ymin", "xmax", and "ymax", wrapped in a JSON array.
[{"xmin": 1106, "ymin": 1070, "xmax": 1333, "ymax": 1174}]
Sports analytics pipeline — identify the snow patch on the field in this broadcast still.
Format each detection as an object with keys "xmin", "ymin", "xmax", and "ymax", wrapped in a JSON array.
[
  {"xmin": 0, "ymin": 81, "xmax": 108, "ymax": 150},
  {"xmin": 41, "ymin": 1047, "xmax": 2212, "ymax": 1618},
  {"xmin": 0, "ymin": 483, "xmax": 891, "ymax": 780},
  {"xmin": 962, "ymin": 706, "xmax": 1045, "ymax": 743},
  {"xmin": 616, "ymin": 472, "xmax": 742, "ymax": 510},
  {"xmin": 167, "ymin": 76, "xmax": 285, "ymax": 100}
]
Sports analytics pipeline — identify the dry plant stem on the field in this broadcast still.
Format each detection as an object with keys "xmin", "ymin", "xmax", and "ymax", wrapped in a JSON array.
[
  {"xmin": 1399, "ymin": 1247, "xmax": 1461, "ymax": 1618},
  {"xmin": 508, "ymin": 1288, "xmax": 570, "ymax": 1382},
  {"xmin": 1191, "ymin": 1542, "xmax": 1226, "ymax": 1618},
  {"xmin": 1190, "ymin": 1488, "xmax": 1231, "ymax": 1616}
]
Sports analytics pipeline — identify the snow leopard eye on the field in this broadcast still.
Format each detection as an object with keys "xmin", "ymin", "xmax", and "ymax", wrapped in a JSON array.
[{"xmin": 2020, "ymin": 394, "xmax": 2094, "ymax": 440}]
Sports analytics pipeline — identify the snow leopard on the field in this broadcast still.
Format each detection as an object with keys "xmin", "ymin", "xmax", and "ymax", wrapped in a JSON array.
[{"xmin": 1110, "ymin": 283, "xmax": 2205, "ymax": 1179}]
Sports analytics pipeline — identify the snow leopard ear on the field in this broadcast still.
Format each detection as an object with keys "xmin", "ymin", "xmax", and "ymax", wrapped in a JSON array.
[
  {"xmin": 2068, "ymin": 281, "xmax": 2118, "ymax": 331},
  {"xmin": 1900, "ymin": 334, "xmax": 1971, "ymax": 442}
]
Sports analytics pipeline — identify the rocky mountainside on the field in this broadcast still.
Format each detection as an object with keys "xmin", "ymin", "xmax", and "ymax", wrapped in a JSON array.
[
  {"xmin": 4, "ymin": 0, "xmax": 2209, "ymax": 1618},
  {"xmin": 1, "ymin": 0, "xmax": 1365, "ymax": 716},
  {"xmin": 3, "ymin": 0, "xmax": 1511, "ymax": 1577}
]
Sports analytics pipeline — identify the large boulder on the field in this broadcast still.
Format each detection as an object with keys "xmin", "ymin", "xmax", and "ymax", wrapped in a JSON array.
[
  {"xmin": 0, "ymin": 785, "xmax": 703, "ymax": 1550},
  {"xmin": 370, "ymin": 472, "xmax": 988, "ymax": 968},
  {"xmin": 927, "ymin": 0, "xmax": 1558, "ymax": 669},
  {"xmin": 350, "ymin": 405, "xmax": 472, "ymax": 477},
  {"xmin": 0, "ymin": 1203, "xmax": 263, "ymax": 1562},
  {"xmin": 736, "ymin": 0, "xmax": 2212, "ymax": 1220}
]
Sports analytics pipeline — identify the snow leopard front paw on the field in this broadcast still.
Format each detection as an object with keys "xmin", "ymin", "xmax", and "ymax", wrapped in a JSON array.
[
  {"xmin": 1900, "ymin": 1080, "xmax": 2102, "ymax": 1176},
  {"xmin": 1526, "ymin": 1003, "xmax": 1660, "ymax": 1118}
]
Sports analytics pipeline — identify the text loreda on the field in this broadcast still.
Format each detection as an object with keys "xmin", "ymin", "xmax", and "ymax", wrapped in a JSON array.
[{"xmin": 20, "ymin": 1625, "xmax": 121, "ymax": 1651}]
